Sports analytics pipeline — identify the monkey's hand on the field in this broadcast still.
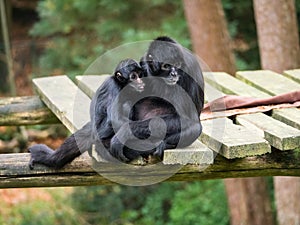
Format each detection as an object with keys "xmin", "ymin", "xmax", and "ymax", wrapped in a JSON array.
[
  {"xmin": 28, "ymin": 144, "xmax": 54, "ymax": 169},
  {"xmin": 110, "ymin": 136, "xmax": 130, "ymax": 162}
]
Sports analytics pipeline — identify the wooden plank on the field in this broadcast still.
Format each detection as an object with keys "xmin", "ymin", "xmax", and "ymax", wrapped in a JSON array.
[
  {"xmin": 283, "ymin": 69, "xmax": 300, "ymax": 83},
  {"xmin": 200, "ymin": 118, "xmax": 271, "ymax": 159},
  {"xmin": 204, "ymin": 83, "xmax": 225, "ymax": 102},
  {"xmin": 163, "ymin": 140, "xmax": 214, "ymax": 165},
  {"xmin": 207, "ymin": 71, "xmax": 300, "ymax": 131},
  {"xmin": 236, "ymin": 70, "xmax": 300, "ymax": 95},
  {"xmin": 76, "ymin": 75, "xmax": 110, "ymax": 98},
  {"xmin": 196, "ymin": 74, "xmax": 275, "ymax": 158},
  {"xmin": 236, "ymin": 113, "xmax": 300, "ymax": 150},
  {"xmin": 272, "ymin": 108, "xmax": 300, "ymax": 130},
  {"xmin": 1, "ymin": 151, "xmax": 300, "ymax": 188},
  {"xmin": 33, "ymin": 76, "xmax": 91, "ymax": 133},
  {"xmin": 203, "ymin": 72, "xmax": 269, "ymax": 98},
  {"xmin": 235, "ymin": 70, "xmax": 300, "ymax": 129},
  {"xmin": 76, "ymin": 75, "xmax": 214, "ymax": 165}
]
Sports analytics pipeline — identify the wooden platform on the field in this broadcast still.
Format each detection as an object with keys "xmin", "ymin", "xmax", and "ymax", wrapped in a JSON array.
[{"xmin": 0, "ymin": 69, "xmax": 300, "ymax": 188}]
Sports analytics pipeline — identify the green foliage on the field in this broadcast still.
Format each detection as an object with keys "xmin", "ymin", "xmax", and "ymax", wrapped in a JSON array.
[
  {"xmin": 168, "ymin": 181, "xmax": 229, "ymax": 225},
  {"xmin": 31, "ymin": 0, "xmax": 189, "ymax": 77},
  {"xmin": 72, "ymin": 181, "xmax": 229, "ymax": 225},
  {"xmin": 31, "ymin": 0, "xmax": 270, "ymax": 77}
]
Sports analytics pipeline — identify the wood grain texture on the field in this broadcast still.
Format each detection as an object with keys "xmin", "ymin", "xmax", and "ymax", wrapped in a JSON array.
[
  {"xmin": 237, "ymin": 113, "xmax": 300, "ymax": 150},
  {"xmin": 284, "ymin": 69, "xmax": 300, "ymax": 83},
  {"xmin": 200, "ymin": 118, "xmax": 271, "ymax": 158},
  {"xmin": 33, "ymin": 76, "xmax": 91, "ymax": 133},
  {"xmin": 0, "ymin": 96, "xmax": 59, "ymax": 125},
  {"xmin": 1, "ymin": 150, "xmax": 299, "ymax": 188},
  {"xmin": 236, "ymin": 70, "xmax": 300, "ymax": 95}
]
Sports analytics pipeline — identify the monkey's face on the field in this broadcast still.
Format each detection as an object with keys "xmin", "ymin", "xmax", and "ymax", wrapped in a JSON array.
[
  {"xmin": 115, "ymin": 59, "xmax": 145, "ymax": 92},
  {"xmin": 127, "ymin": 69, "xmax": 145, "ymax": 92},
  {"xmin": 141, "ymin": 40, "xmax": 184, "ymax": 86}
]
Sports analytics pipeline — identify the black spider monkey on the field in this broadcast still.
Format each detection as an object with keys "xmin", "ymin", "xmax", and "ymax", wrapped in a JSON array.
[
  {"xmin": 29, "ymin": 59, "xmax": 145, "ymax": 169},
  {"xmin": 109, "ymin": 36, "xmax": 204, "ymax": 161}
]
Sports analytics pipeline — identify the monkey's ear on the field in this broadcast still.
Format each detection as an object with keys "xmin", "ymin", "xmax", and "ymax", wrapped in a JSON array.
[{"xmin": 115, "ymin": 71, "xmax": 126, "ymax": 83}]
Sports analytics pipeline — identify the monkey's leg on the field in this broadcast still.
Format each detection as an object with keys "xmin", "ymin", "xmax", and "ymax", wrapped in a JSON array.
[{"xmin": 29, "ymin": 122, "xmax": 93, "ymax": 169}]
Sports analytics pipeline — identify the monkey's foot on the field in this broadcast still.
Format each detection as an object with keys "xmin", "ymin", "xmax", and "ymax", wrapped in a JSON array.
[{"xmin": 28, "ymin": 144, "xmax": 54, "ymax": 169}]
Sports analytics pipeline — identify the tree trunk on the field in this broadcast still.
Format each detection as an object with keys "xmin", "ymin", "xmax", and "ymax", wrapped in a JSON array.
[
  {"xmin": 224, "ymin": 178, "xmax": 274, "ymax": 225},
  {"xmin": 254, "ymin": 1, "xmax": 300, "ymax": 224},
  {"xmin": 274, "ymin": 177, "xmax": 300, "ymax": 225},
  {"xmin": 224, "ymin": 179, "xmax": 250, "ymax": 225},
  {"xmin": 0, "ymin": 0, "xmax": 12, "ymax": 93},
  {"xmin": 225, "ymin": 178, "xmax": 274, "ymax": 225},
  {"xmin": 182, "ymin": 0, "xmax": 236, "ymax": 75},
  {"xmin": 182, "ymin": 1, "xmax": 275, "ymax": 224},
  {"xmin": 253, "ymin": 0, "xmax": 300, "ymax": 73}
]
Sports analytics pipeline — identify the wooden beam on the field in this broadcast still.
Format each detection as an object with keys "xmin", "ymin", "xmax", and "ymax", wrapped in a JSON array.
[
  {"xmin": 1, "ymin": 150, "xmax": 299, "ymax": 188},
  {"xmin": 0, "ymin": 96, "xmax": 59, "ymax": 125}
]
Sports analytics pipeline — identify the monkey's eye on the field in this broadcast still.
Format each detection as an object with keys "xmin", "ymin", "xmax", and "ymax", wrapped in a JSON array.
[
  {"xmin": 147, "ymin": 54, "xmax": 153, "ymax": 61},
  {"xmin": 130, "ymin": 72, "xmax": 138, "ymax": 80},
  {"xmin": 161, "ymin": 63, "xmax": 171, "ymax": 70}
]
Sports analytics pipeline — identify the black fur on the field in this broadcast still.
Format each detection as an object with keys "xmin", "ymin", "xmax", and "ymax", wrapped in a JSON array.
[
  {"xmin": 110, "ymin": 36, "xmax": 204, "ymax": 161},
  {"xmin": 29, "ymin": 59, "xmax": 144, "ymax": 169}
]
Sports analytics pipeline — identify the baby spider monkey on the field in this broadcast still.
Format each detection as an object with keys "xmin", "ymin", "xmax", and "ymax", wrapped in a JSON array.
[{"xmin": 29, "ymin": 59, "xmax": 145, "ymax": 169}]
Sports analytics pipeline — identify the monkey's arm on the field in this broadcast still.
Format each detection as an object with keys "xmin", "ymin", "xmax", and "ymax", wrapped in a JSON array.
[{"xmin": 110, "ymin": 114, "xmax": 201, "ymax": 161}]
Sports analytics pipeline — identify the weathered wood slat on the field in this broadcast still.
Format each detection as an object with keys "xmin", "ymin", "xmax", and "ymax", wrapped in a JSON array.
[
  {"xmin": 236, "ymin": 113, "xmax": 300, "ymax": 150},
  {"xmin": 0, "ymin": 96, "xmax": 59, "ymax": 125},
  {"xmin": 283, "ymin": 69, "xmax": 300, "ymax": 83},
  {"xmin": 202, "ymin": 73, "xmax": 300, "ymax": 150},
  {"xmin": 236, "ymin": 70, "xmax": 300, "ymax": 95},
  {"xmin": 75, "ymin": 75, "xmax": 214, "ymax": 165},
  {"xmin": 1, "ymin": 151, "xmax": 299, "ymax": 188},
  {"xmin": 272, "ymin": 108, "xmax": 300, "ymax": 130},
  {"xmin": 203, "ymin": 72, "xmax": 269, "ymax": 98},
  {"xmin": 200, "ymin": 73, "xmax": 284, "ymax": 157},
  {"xmin": 33, "ymin": 76, "xmax": 91, "ymax": 133},
  {"xmin": 200, "ymin": 118, "xmax": 271, "ymax": 158},
  {"xmin": 76, "ymin": 75, "xmax": 110, "ymax": 98},
  {"xmin": 163, "ymin": 141, "xmax": 214, "ymax": 165},
  {"xmin": 207, "ymin": 71, "xmax": 300, "ymax": 131},
  {"xmin": 204, "ymin": 83, "xmax": 225, "ymax": 102},
  {"xmin": 235, "ymin": 70, "xmax": 300, "ymax": 129}
]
